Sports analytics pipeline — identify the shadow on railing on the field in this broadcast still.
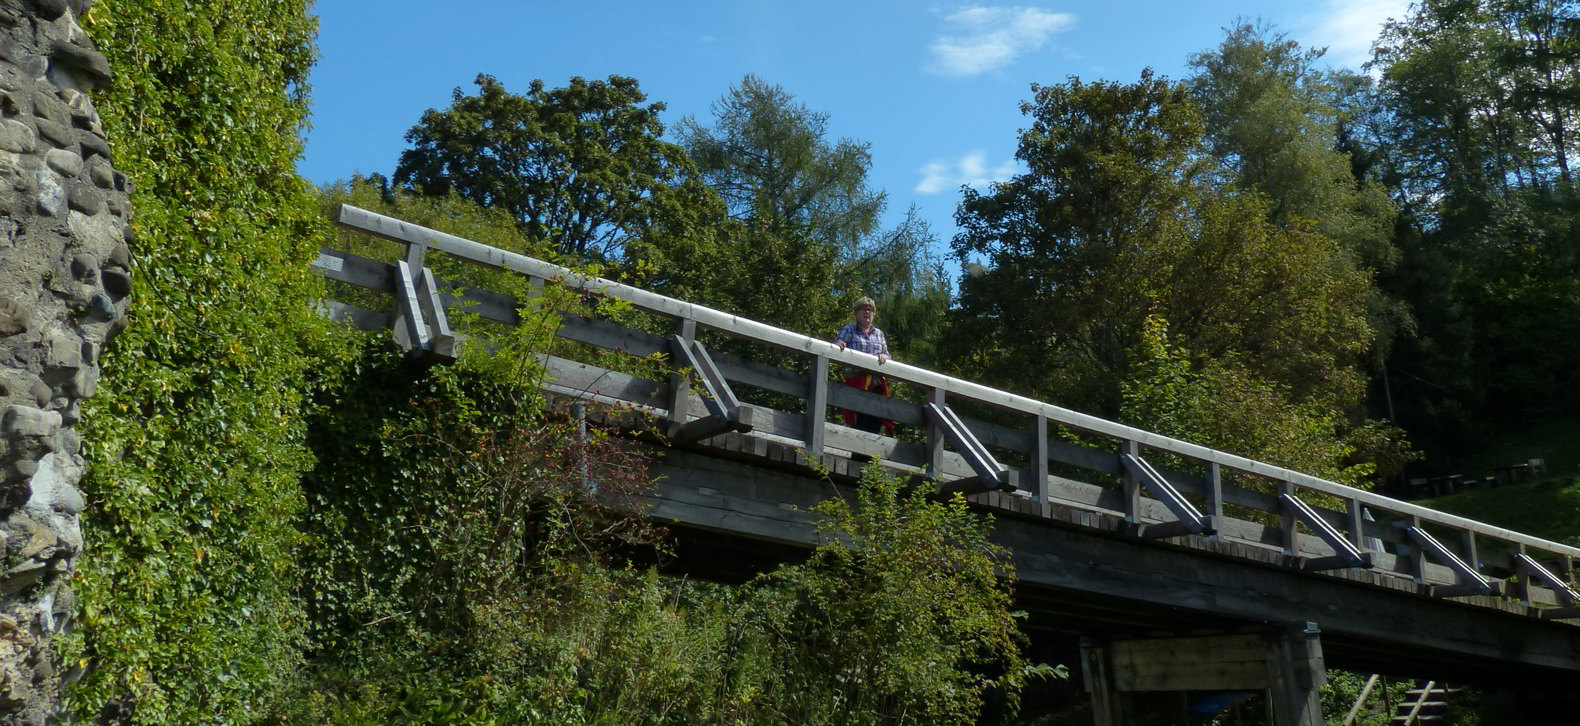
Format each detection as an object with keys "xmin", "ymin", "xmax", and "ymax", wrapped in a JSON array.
[{"xmin": 313, "ymin": 204, "xmax": 1580, "ymax": 619}]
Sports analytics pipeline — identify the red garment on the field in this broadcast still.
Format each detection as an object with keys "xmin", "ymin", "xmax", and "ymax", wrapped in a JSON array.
[{"xmin": 840, "ymin": 373, "xmax": 895, "ymax": 436}]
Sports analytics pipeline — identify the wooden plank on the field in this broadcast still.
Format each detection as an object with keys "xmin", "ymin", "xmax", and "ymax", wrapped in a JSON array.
[
  {"xmin": 321, "ymin": 300, "xmax": 391, "ymax": 332},
  {"xmin": 827, "ymin": 383, "xmax": 925, "ymax": 425},
  {"xmin": 1111, "ymin": 634, "xmax": 1271, "ymax": 690},
  {"xmin": 711, "ymin": 348, "xmax": 809, "ymax": 396},
  {"xmin": 540, "ymin": 354, "xmax": 666, "ymax": 408},
  {"xmin": 313, "ymin": 248, "xmax": 395, "ymax": 292}
]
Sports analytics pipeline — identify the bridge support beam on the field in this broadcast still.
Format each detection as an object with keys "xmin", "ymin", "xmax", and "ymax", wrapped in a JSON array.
[{"xmin": 1080, "ymin": 624, "xmax": 1326, "ymax": 726}]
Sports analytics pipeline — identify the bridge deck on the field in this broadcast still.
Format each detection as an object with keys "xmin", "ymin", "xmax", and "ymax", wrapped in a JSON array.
[{"xmin": 315, "ymin": 204, "xmax": 1580, "ymax": 685}]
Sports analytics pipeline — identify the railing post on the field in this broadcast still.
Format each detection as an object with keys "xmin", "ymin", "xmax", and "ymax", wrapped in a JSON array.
[
  {"xmin": 1346, "ymin": 498, "xmax": 1365, "ymax": 550},
  {"xmin": 1280, "ymin": 481, "xmax": 1298, "ymax": 557},
  {"xmin": 1122, "ymin": 440, "xmax": 1141, "ymax": 526},
  {"xmin": 665, "ymin": 318, "xmax": 697, "ymax": 438},
  {"xmin": 1206, "ymin": 461, "xmax": 1223, "ymax": 540},
  {"xmin": 1405, "ymin": 515, "xmax": 1426, "ymax": 584},
  {"xmin": 927, "ymin": 388, "xmax": 946, "ymax": 479},
  {"xmin": 404, "ymin": 238, "xmax": 428, "ymax": 271},
  {"xmin": 1458, "ymin": 530, "xmax": 1480, "ymax": 572},
  {"xmin": 1515, "ymin": 543, "xmax": 1533, "ymax": 604},
  {"xmin": 805, "ymin": 354, "xmax": 829, "ymax": 464},
  {"xmin": 1033, "ymin": 413, "xmax": 1051, "ymax": 517}
]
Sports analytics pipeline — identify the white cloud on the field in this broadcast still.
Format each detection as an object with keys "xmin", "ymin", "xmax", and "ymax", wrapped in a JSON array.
[
  {"xmin": 927, "ymin": 6, "xmax": 1076, "ymax": 77},
  {"xmin": 916, "ymin": 151, "xmax": 1018, "ymax": 194},
  {"xmin": 1304, "ymin": 0, "xmax": 1411, "ymax": 70}
]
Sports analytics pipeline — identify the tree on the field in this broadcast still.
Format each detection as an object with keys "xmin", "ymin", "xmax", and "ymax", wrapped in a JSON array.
[
  {"xmin": 677, "ymin": 75, "xmax": 884, "ymax": 250},
  {"xmin": 394, "ymin": 74, "xmax": 721, "ymax": 262},
  {"xmin": 843, "ymin": 207, "xmax": 952, "ymax": 364},
  {"xmin": 947, "ymin": 71, "xmax": 1378, "ymax": 423},
  {"xmin": 947, "ymin": 71, "xmax": 1204, "ymax": 413},
  {"xmin": 1187, "ymin": 22, "xmax": 1399, "ymax": 274},
  {"xmin": 672, "ymin": 75, "xmax": 952, "ymax": 345},
  {"xmin": 1369, "ymin": 0, "xmax": 1580, "ymax": 450}
]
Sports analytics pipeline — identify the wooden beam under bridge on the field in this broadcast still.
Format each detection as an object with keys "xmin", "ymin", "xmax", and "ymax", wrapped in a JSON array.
[{"xmin": 1082, "ymin": 626, "xmax": 1325, "ymax": 726}]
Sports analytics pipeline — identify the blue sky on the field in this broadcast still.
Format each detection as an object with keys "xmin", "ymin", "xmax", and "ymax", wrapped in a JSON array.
[{"xmin": 301, "ymin": 1, "xmax": 1410, "ymax": 254}]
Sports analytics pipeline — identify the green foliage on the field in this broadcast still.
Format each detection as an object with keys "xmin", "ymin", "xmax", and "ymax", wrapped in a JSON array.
[
  {"xmin": 1121, "ymin": 317, "xmax": 1411, "ymax": 486},
  {"xmin": 1368, "ymin": 0, "xmax": 1580, "ymax": 453},
  {"xmin": 843, "ymin": 208, "xmax": 952, "ymax": 365},
  {"xmin": 394, "ymin": 74, "xmax": 725, "ymax": 263},
  {"xmin": 678, "ymin": 74, "xmax": 884, "ymax": 249},
  {"xmin": 289, "ymin": 357, "xmax": 1037, "ymax": 725},
  {"xmin": 948, "ymin": 72, "xmax": 1381, "ymax": 429},
  {"xmin": 740, "ymin": 468, "xmax": 1045, "ymax": 724},
  {"xmin": 1320, "ymin": 671, "xmax": 1411, "ymax": 726},
  {"xmin": 947, "ymin": 70, "xmax": 1204, "ymax": 414},
  {"xmin": 1188, "ymin": 22, "xmax": 1399, "ymax": 273},
  {"xmin": 66, "ymin": 0, "xmax": 348, "ymax": 722},
  {"xmin": 671, "ymin": 75, "xmax": 951, "ymax": 351}
]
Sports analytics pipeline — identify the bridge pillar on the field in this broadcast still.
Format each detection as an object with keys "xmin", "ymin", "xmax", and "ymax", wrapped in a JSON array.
[{"xmin": 1080, "ymin": 624, "xmax": 1326, "ymax": 726}]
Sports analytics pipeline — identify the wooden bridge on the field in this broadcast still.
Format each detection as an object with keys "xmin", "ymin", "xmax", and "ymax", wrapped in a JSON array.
[{"xmin": 315, "ymin": 205, "xmax": 1580, "ymax": 725}]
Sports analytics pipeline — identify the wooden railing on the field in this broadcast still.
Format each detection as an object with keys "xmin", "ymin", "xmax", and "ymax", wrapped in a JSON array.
[{"xmin": 316, "ymin": 204, "xmax": 1580, "ymax": 617}]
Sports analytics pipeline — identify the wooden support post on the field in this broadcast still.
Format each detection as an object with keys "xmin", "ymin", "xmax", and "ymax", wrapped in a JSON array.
[
  {"xmin": 1280, "ymin": 481, "xmax": 1298, "ymax": 557},
  {"xmin": 1403, "ymin": 515, "xmax": 1427, "ymax": 584},
  {"xmin": 927, "ymin": 388, "xmax": 946, "ymax": 479},
  {"xmin": 1459, "ymin": 529, "xmax": 1480, "ymax": 572},
  {"xmin": 1347, "ymin": 498, "xmax": 1366, "ymax": 550},
  {"xmin": 1079, "ymin": 638, "xmax": 1125, "ymax": 726},
  {"xmin": 805, "ymin": 354, "xmax": 829, "ymax": 464},
  {"xmin": 666, "ymin": 318, "xmax": 697, "ymax": 439},
  {"xmin": 1206, "ymin": 461, "xmax": 1224, "ymax": 540},
  {"xmin": 1515, "ymin": 543, "xmax": 1532, "ymax": 604},
  {"xmin": 1093, "ymin": 626, "xmax": 1325, "ymax": 726},
  {"xmin": 1122, "ymin": 440, "xmax": 1141, "ymax": 528},
  {"xmin": 1033, "ymin": 414, "xmax": 1051, "ymax": 517},
  {"xmin": 572, "ymin": 403, "xmax": 594, "ymax": 494},
  {"xmin": 1268, "ymin": 623, "xmax": 1327, "ymax": 726},
  {"xmin": 404, "ymin": 238, "xmax": 427, "ymax": 272}
]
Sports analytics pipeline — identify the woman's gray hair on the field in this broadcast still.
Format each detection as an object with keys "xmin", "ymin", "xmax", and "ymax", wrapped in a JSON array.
[{"xmin": 853, "ymin": 296, "xmax": 876, "ymax": 312}]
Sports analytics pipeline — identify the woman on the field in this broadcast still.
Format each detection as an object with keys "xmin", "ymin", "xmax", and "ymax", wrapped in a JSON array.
[{"xmin": 833, "ymin": 297, "xmax": 893, "ymax": 435}]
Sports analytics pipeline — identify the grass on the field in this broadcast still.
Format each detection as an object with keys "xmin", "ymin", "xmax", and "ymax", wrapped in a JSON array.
[{"xmin": 1420, "ymin": 476, "xmax": 1580, "ymax": 546}]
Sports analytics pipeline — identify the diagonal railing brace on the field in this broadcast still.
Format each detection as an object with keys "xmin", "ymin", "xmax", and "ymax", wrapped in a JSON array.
[
  {"xmin": 1514, "ymin": 553, "xmax": 1580, "ymax": 619},
  {"xmin": 1278, "ymin": 493, "xmax": 1372, "ymax": 571},
  {"xmin": 1402, "ymin": 525, "xmax": 1499, "ymax": 597},
  {"xmin": 924, "ymin": 402, "xmax": 1010, "ymax": 495},
  {"xmin": 1119, "ymin": 454, "xmax": 1213, "ymax": 539},
  {"xmin": 390, "ymin": 260, "xmax": 457, "ymax": 361},
  {"xmin": 668, "ymin": 335, "xmax": 752, "ymax": 444}
]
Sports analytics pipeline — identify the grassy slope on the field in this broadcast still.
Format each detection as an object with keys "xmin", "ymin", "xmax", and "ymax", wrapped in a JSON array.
[{"xmin": 1422, "ymin": 476, "xmax": 1580, "ymax": 546}]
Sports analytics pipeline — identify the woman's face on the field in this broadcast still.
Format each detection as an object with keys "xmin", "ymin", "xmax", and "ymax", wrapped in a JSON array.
[{"xmin": 855, "ymin": 305, "xmax": 875, "ymax": 328}]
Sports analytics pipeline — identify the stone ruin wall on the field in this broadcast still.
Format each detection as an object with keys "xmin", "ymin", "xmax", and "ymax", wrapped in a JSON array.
[{"xmin": 0, "ymin": 0, "xmax": 129, "ymax": 721}]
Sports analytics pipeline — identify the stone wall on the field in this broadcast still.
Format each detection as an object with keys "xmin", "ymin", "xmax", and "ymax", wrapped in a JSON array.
[{"xmin": 0, "ymin": 0, "xmax": 127, "ymax": 721}]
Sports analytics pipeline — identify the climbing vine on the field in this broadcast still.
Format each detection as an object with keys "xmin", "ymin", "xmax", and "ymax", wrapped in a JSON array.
[{"xmin": 65, "ymin": 0, "xmax": 345, "ymax": 722}]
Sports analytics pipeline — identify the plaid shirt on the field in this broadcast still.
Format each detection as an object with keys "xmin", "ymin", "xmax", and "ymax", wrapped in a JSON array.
[{"xmin": 834, "ymin": 322, "xmax": 889, "ymax": 358}]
